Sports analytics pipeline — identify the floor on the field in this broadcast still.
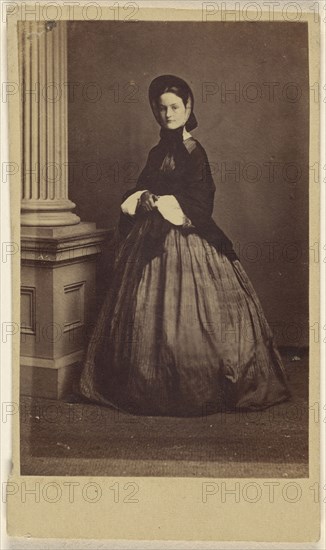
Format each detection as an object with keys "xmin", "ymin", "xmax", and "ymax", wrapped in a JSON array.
[{"xmin": 20, "ymin": 350, "xmax": 309, "ymax": 478}]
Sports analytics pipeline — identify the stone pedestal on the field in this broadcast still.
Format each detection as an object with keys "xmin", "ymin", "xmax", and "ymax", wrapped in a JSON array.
[{"xmin": 20, "ymin": 223, "xmax": 110, "ymax": 399}]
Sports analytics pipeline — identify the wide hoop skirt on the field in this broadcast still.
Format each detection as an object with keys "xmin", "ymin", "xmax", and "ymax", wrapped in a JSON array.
[{"xmin": 78, "ymin": 221, "xmax": 291, "ymax": 416}]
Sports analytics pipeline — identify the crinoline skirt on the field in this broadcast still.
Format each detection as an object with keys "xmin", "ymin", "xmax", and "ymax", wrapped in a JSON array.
[{"xmin": 77, "ymin": 218, "xmax": 291, "ymax": 416}]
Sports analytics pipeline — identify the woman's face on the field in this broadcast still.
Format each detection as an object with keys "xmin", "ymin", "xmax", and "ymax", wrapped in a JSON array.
[{"xmin": 157, "ymin": 92, "xmax": 188, "ymax": 130}]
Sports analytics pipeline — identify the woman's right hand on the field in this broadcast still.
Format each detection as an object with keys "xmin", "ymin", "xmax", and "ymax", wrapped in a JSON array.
[{"xmin": 138, "ymin": 191, "xmax": 159, "ymax": 212}]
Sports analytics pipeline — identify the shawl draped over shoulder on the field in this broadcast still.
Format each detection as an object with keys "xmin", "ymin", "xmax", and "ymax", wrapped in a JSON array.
[{"xmin": 116, "ymin": 137, "xmax": 238, "ymax": 263}]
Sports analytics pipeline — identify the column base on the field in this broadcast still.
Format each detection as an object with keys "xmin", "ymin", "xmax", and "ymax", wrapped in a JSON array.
[{"xmin": 21, "ymin": 199, "xmax": 81, "ymax": 227}]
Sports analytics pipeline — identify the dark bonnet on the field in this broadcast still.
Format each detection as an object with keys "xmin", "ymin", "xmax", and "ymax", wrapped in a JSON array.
[{"xmin": 148, "ymin": 74, "xmax": 198, "ymax": 132}]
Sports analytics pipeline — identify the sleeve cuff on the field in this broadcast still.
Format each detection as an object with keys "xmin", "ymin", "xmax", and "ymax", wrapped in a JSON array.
[
  {"xmin": 156, "ymin": 195, "xmax": 193, "ymax": 227},
  {"xmin": 121, "ymin": 190, "xmax": 148, "ymax": 216}
]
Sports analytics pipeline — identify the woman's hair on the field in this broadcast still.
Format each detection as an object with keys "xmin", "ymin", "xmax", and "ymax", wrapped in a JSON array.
[
  {"xmin": 157, "ymin": 84, "xmax": 190, "ymax": 109},
  {"xmin": 148, "ymin": 75, "xmax": 198, "ymax": 131}
]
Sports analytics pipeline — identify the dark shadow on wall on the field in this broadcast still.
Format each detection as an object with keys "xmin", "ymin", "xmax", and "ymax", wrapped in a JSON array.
[{"xmin": 67, "ymin": 21, "xmax": 309, "ymax": 347}]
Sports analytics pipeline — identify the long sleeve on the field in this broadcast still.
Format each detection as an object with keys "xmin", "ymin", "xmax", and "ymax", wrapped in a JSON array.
[
  {"xmin": 117, "ymin": 145, "xmax": 171, "ymax": 243},
  {"xmin": 117, "ymin": 148, "xmax": 158, "ymax": 239},
  {"xmin": 174, "ymin": 143, "xmax": 237, "ymax": 260},
  {"xmin": 131, "ymin": 147, "xmax": 160, "ymax": 194},
  {"xmin": 155, "ymin": 195, "xmax": 192, "ymax": 226},
  {"xmin": 121, "ymin": 190, "xmax": 148, "ymax": 216},
  {"xmin": 173, "ymin": 144, "xmax": 216, "ymax": 230},
  {"xmin": 119, "ymin": 147, "xmax": 158, "ymax": 205}
]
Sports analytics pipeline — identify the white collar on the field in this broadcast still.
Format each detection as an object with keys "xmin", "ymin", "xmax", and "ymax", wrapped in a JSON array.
[{"xmin": 183, "ymin": 128, "xmax": 192, "ymax": 141}]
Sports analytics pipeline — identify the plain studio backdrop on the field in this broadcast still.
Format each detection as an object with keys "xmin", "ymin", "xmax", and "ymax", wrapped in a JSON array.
[{"xmin": 67, "ymin": 20, "xmax": 309, "ymax": 348}]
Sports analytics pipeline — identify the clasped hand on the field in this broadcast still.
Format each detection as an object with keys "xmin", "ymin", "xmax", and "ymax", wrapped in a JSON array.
[{"xmin": 137, "ymin": 191, "xmax": 159, "ymax": 212}]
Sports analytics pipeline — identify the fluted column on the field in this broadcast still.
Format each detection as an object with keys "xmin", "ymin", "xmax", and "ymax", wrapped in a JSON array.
[{"xmin": 19, "ymin": 21, "xmax": 80, "ymax": 226}]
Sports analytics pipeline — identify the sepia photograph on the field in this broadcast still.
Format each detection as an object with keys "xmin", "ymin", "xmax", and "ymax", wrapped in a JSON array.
[
  {"xmin": 4, "ymin": 2, "xmax": 322, "ymax": 543},
  {"xmin": 17, "ymin": 16, "xmax": 311, "ymax": 479}
]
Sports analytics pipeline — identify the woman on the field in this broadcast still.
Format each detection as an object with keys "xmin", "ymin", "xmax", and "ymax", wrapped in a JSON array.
[{"xmin": 77, "ymin": 74, "xmax": 291, "ymax": 416}]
